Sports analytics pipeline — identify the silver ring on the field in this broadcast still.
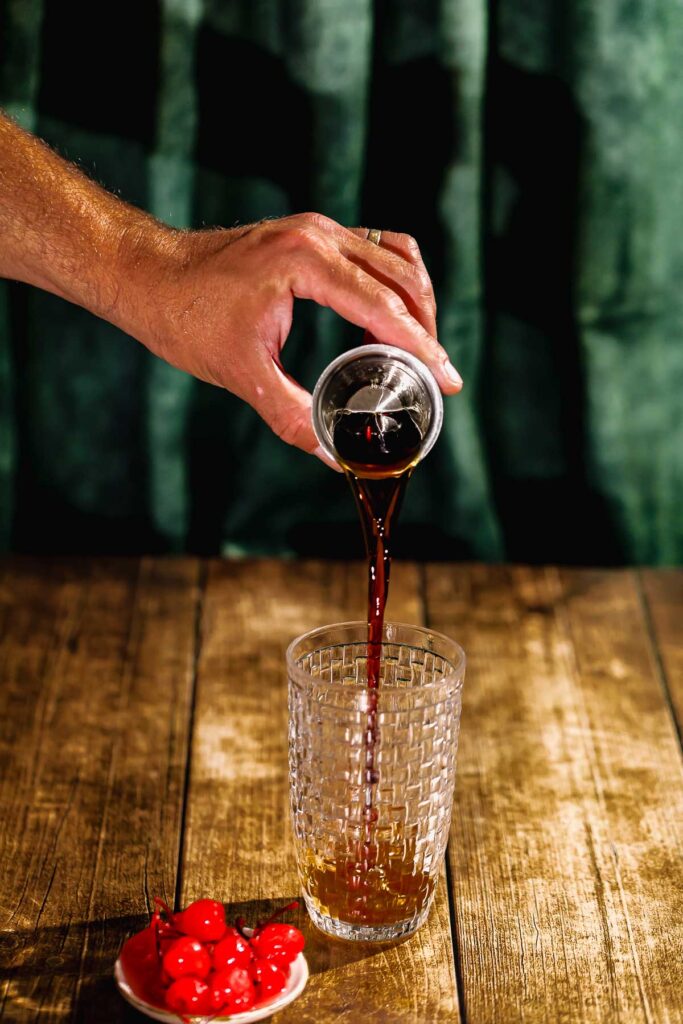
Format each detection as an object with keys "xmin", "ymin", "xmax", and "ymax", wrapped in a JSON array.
[{"xmin": 366, "ymin": 227, "xmax": 382, "ymax": 245}]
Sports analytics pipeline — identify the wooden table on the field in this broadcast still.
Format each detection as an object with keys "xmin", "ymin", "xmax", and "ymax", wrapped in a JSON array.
[{"xmin": 1, "ymin": 558, "xmax": 681, "ymax": 1023}]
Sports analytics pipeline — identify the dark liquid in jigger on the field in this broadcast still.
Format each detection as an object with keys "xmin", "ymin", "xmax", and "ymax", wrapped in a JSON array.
[
  {"xmin": 332, "ymin": 407, "xmax": 421, "ymax": 874},
  {"xmin": 332, "ymin": 408, "xmax": 423, "ymax": 477}
]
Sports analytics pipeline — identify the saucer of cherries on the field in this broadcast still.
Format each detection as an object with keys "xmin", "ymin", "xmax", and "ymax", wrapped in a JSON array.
[{"xmin": 115, "ymin": 897, "xmax": 308, "ymax": 1022}]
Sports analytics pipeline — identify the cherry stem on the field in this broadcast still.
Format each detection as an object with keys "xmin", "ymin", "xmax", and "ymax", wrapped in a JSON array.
[
  {"xmin": 152, "ymin": 897, "xmax": 176, "ymax": 923},
  {"xmin": 254, "ymin": 900, "xmax": 300, "ymax": 934},
  {"xmin": 151, "ymin": 897, "xmax": 179, "ymax": 964}
]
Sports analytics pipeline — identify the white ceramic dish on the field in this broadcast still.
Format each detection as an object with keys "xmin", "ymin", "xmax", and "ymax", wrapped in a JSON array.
[{"xmin": 114, "ymin": 938, "xmax": 309, "ymax": 1023}]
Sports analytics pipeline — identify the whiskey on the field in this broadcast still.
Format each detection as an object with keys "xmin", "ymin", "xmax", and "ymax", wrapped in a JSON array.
[
  {"xmin": 307, "ymin": 345, "xmax": 443, "ymax": 935},
  {"xmin": 331, "ymin": 409, "xmax": 418, "ymax": 890},
  {"xmin": 300, "ymin": 842, "xmax": 435, "ymax": 927}
]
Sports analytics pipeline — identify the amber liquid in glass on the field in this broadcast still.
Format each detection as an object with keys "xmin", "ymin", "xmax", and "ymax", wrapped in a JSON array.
[
  {"xmin": 300, "ymin": 843, "xmax": 435, "ymax": 926},
  {"xmin": 304, "ymin": 409, "xmax": 429, "ymax": 925}
]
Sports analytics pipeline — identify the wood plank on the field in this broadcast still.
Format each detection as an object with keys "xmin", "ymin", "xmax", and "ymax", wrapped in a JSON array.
[
  {"xmin": 640, "ymin": 569, "xmax": 683, "ymax": 737},
  {"xmin": 182, "ymin": 558, "xmax": 460, "ymax": 1023},
  {"xmin": 0, "ymin": 557, "xmax": 200, "ymax": 1022},
  {"xmin": 425, "ymin": 565, "xmax": 683, "ymax": 1024}
]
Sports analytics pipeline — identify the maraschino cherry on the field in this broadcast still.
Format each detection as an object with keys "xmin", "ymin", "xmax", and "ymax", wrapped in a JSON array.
[
  {"xmin": 251, "ymin": 922, "xmax": 305, "ymax": 965},
  {"xmin": 212, "ymin": 928, "xmax": 253, "ymax": 971},
  {"xmin": 175, "ymin": 898, "xmax": 227, "ymax": 942},
  {"xmin": 165, "ymin": 976, "xmax": 214, "ymax": 1016},
  {"xmin": 162, "ymin": 936, "xmax": 212, "ymax": 981},
  {"xmin": 118, "ymin": 896, "xmax": 305, "ymax": 1020},
  {"xmin": 249, "ymin": 958, "xmax": 289, "ymax": 999},
  {"xmin": 210, "ymin": 965, "xmax": 256, "ymax": 1012}
]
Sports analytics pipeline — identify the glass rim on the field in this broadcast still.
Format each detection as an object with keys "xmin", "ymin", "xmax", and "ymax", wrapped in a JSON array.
[
  {"xmin": 286, "ymin": 620, "xmax": 466, "ymax": 693},
  {"xmin": 310, "ymin": 343, "xmax": 444, "ymax": 466}
]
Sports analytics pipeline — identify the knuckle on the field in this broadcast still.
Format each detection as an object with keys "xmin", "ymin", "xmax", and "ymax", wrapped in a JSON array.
[
  {"xmin": 401, "ymin": 234, "xmax": 422, "ymax": 260},
  {"xmin": 272, "ymin": 410, "xmax": 310, "ymax": 448},
  {"xmin": 404, "ymin": 261, "xmax": 433, "ymax": 295},
  {"xmin": 420, "ymin": 280, "xmax": 437, "ymax": 314},
  {"xmin": 415, "ymin": 266, "xmax": 433, "ymax": 293},
  {"xmin": 297, "ymin": 211, "xmax": 335, "ymax": 232},
  {"xmin": 406, "ymin": 264, "xmax": 436, "ymax": 313},
  {"xmin": 379, "ymin": 289, "xmax": 409, "ymax": 319},
  {"xmin": 278, "ymin": 223, "xmax": 325, "ymax": 254}
]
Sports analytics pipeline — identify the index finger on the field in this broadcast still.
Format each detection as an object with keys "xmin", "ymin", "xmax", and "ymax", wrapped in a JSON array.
[
  {"xmin": 289, "ymin": 244, "xmax": 462, "ymax": 393},
  {"xmin": 348, "ymin": 228, "xmax": 437, "ymax": 310}
]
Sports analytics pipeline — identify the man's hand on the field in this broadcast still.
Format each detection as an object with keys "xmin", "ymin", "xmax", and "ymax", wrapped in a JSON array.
[
  {"xmin": 120, "ymin": 215, "xmax": 462, "ymax": 465},
  {"xmin": 0, "ymin": 113, "xmax": 462, "ymax": 466}
]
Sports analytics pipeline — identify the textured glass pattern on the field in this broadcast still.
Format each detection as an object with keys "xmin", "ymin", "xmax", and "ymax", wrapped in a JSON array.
[{"xmin": 288, "ymin": 622, "xmax": 465, "ymax": 941}]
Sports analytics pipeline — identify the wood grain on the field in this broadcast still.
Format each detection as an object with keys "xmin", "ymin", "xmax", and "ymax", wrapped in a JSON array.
[
  {"xmin": 425, "ymin": 565, "xmax": 683, "ymax": 1024},
  {"xmin": 640, "ymin": 569, "xmax": 683, "ymax": 735},
  {"xmin": 181, "ymin": 558, "xmax": 461, "ymax": 1023},
  {"xmin": 0, "ymin": 558, "xmax": 200, "ymax": 1022},
  {"xmin": 1, "ymin": 558, "xmax": 680, "ymax": 1023}
]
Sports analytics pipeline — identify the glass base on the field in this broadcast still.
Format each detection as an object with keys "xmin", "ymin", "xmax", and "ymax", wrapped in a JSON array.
[{"xmin": 302, "ymin": 891, "xmax": 432, "ymax": 942}]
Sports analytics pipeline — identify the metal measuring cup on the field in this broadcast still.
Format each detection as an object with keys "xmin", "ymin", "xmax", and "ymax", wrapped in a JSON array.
[{"xmin": 311, "ymin": 344, "xmax": 443, "ymax": 470}]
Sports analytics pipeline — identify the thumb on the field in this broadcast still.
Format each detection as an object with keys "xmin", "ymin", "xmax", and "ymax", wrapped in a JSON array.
[{"xmin": 250, "ymin": 358, "xmax": 342, "ymax": 471}]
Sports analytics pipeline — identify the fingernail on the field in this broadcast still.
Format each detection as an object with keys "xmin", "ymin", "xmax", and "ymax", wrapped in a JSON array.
[
  {"xmin": 443, "ymin": 360, "xmax": 463, "ymax": 387},
  {"xmin": 314, "ymin": 445, "xmax": 343, "ymax": 472}
]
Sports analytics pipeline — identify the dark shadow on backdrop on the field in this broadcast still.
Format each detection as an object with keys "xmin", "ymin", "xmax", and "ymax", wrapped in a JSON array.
[
  {"xmin": 8, "ymin": 0, "xmax": 164, "ymax": 553},
  {"xmin": 334, "ymin": 5, "xmax": 467, "ymax": 561},
  {"xmin": 187, "ymin": 30, "xmax": 315, "ymax": 552},
  {"xmin": 361, "ymin": 0, "xmax": 455, "ymax": 301},
  {"xmin": 8, "ymin": 290, "xmax": 166, "ymax": 555},
  {"xmin": 480, "ymin": 50, "xmax": 622, "ymax": 565},
  {"xmin": 193, "ymin": 29, "xmax": 313, "ymax": 206},
  {"xmin": 37, "ymin": 0, "xmax": 161, "ymax": 144}
]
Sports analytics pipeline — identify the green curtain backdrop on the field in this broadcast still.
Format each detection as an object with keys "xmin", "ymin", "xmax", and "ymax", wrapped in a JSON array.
[{"xmin": 0, "ymin": 0, "xmax": 681, "ymax": 563}]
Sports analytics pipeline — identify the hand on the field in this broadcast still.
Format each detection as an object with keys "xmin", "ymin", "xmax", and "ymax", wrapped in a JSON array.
[
  {"xmin": 125, "ymin": 213, "xmax": 462, "ymax": 467},
  {"xmin": 0, "ymin": 116, "xmax": 460, "ymax": 463}
]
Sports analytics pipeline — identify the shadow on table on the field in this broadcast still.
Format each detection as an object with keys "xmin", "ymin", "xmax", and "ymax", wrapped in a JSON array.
[
  {"xmin": 224, "ymin": 898, "xmax": 407, "ymax": 977},
  {"xmin": 1, "ymin": 900, "xmax": 402, "ymax": 1019},
  {"xmin": 1, "ymin": 913, "xmax": 148, "ymax": 1022}
]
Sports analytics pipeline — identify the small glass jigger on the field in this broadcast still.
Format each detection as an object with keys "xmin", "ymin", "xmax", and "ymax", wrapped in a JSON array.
[{"xmin": 311, "ymin": 344, "xmax": 444, "ymax": 470}]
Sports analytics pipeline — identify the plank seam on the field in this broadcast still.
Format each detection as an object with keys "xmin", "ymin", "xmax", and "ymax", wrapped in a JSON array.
[
  {"xmin": 174, "ymin": 558, "xmax": 207, "ymax": 911},
  {"xmin": 554, "ymin": 568, "xmax": 655, "ymax": 1024},
  {"xmin": 72, "ymin": 558, "xmax": 142, "ymax": 1008},
  {"xmin": 422, "ymin": 563, "xmax": 468, "ymax": 1024},
  {"xmin": 444, "ymin": 853, "xmax": 468, "ymax": 1024},
  {"xmin": 634, "ymin": 569, "xmax": 683, "ymax": 753}
]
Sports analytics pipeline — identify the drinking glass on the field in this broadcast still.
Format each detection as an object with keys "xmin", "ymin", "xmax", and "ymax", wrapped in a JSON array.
[{"xmin": 287, "ymin": 621, "xmax": 465, "ymax": 942}]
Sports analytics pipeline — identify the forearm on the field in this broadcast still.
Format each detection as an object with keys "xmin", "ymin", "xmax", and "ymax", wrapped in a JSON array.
[
  {"xmin": 0, "ymin": 112, "xmax": 458, "ymax": 464},
  {"xmin": 0, "ymin": 110, "xmax": 177, "ymax": 329}
]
